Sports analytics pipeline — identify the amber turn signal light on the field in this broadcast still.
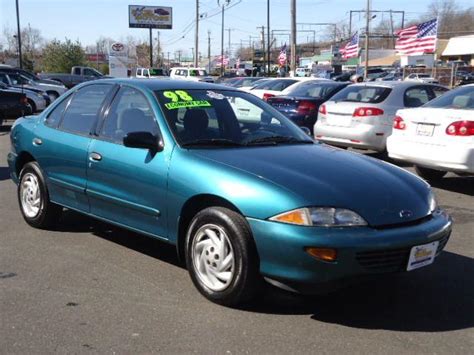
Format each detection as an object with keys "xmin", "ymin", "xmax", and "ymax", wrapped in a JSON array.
[{"xmin": 305, "ymin": 247, "xmax": 337, "ymax": 262}]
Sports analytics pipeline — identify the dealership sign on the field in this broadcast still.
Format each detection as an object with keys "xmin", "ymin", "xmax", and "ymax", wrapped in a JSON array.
[{"xmin": 129, "ymin": 5, "xmax": 172, "ymax": 29}]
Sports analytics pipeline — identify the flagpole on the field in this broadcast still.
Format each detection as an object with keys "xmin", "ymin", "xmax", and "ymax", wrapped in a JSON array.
[{"xmin": 364, "ymin": 0, "xmax": 370, "ymax": 81}]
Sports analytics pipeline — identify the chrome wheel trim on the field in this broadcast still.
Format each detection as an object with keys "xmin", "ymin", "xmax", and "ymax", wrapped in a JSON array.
[
  {"xmin": 191, "ymin": 223, "xmax": 235, "ymax": 292},
  {"xmin": 20, "ymin": 172, "xmax": 41, "ymax": 218}
]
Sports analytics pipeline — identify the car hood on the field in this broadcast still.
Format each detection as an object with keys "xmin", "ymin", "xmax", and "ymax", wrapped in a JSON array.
[{"xmin": 190, "ymin": 144, "xmax": 432, "ymax": 227}]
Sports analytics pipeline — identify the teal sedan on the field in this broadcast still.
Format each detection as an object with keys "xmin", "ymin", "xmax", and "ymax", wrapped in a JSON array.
[{"xmin": 8, "ymin": 79, "xmax": 452, "ymax": 306}]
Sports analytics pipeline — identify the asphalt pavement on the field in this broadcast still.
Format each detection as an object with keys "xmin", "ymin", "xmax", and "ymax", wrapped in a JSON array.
[{"xmin": 0, "ymin": 124, "xmax": 473, "ymax": 354}]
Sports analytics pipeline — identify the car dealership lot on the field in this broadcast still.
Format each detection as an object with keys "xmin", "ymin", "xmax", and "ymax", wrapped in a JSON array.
[{"xmin": 0, "ymin": 128, "xmax": 472, "ymax": 354}]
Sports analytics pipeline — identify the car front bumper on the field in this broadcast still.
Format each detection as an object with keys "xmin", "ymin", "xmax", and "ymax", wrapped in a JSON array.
[
  {"xmin": 387, "ymin": 136, "xmax": 474, "ymax": 174},
  {"xmin": 247, "ymin": 209, "xmax": 452, "ymax": 294}
]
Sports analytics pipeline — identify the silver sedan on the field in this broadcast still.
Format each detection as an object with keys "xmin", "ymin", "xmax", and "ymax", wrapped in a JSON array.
[{"xmin": 314, "ymin": 81, "xmax": 449, "ymax": 152}]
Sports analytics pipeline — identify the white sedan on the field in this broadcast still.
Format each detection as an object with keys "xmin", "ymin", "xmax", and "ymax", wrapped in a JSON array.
[
  {"xmin": 248, "ymin": 77, "xmax": 314, "ymax": 100},
  {"xmin": 387, "ymin": 84, "xmax": 474, "ymax": 180}
]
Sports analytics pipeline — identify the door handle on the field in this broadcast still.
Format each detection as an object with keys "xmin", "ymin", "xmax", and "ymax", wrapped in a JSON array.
[
  {"xmin": 89, "ymin": 152, "xmax": 102, "ymax": 162},
  {"xmin": 32, "ymin": 138, "xmax": 42, "ymax": 146}
]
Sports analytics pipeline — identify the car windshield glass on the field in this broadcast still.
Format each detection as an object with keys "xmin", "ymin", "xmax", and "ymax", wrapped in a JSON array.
[
  {"xmin": 423, "ymin": 86, "xmax": 474, "ymax": 110},
  {"xmin": 286, "ymin": 82, "xmax": 341, "ymax": 98},
  {"xmin": 189, "ymin": 70, "xmax": 207, "ymax": 76},
  {"xmin": 330, "ymin": 85, "xmax": 392, "ymax": 103},
  {"xmin": 149, "ymin": 68, "xmax": 164, "ymax": 76},
  {"xmin": 155, "ymin": 89, "xmax": 313, "ymax": 148},
  {"xmin": 252, "ymin": 79, "xmax": 297, "ymax": 91}
]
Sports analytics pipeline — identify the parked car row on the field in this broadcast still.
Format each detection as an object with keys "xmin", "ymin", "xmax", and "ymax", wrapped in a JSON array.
[
  {"xmin": 0, "ymin": 86, "xmax": 31, "ymax": 127},
  {"xmin": 238, "ymin": 75, "xmax": 472, "ymax": 180}
]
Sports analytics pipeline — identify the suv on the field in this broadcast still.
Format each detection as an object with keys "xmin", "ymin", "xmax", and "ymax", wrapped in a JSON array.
[{"xmin": 169, "ymin": 67, "xmax": 214, "ymax": 83}]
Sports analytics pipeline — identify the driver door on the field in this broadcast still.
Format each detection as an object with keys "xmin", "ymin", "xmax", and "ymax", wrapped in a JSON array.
[{"xmin": 86, "ymin": 86, "xmax": 170, "ymax": 239}]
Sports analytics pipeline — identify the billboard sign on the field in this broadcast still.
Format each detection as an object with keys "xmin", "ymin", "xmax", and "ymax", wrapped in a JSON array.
[{"xmin": 129, "ymin": 5, "xmax": 172, "ymax": 29}]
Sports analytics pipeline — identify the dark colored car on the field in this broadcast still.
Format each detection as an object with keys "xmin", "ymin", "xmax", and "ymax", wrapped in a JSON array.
[
  {"xmin": 0, "ymin": 89, "xmax": 31, "ymax": 126},
  {"xmin": 332, "ymin": 71, "xmax": 355, "ymax": 82},
  {"xmin": 266, "ymin": 81, "xmax": 350, "ymax": 133}
]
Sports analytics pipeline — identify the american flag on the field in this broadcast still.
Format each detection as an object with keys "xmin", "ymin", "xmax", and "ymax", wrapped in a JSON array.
[
  {"xmin": 278, "ymin": 44, "xmax": 287, "ymax": 66},
  {"xmin": 217, "ymin": 55, "xmax": 229, "ymax": 66},
  {"xmin": 340, "ymin": 32, "xmax": 359, "ymax": 59},
  {"xmin": 395, "ymin": 19, "xmax": 438, "ymax": 56}
]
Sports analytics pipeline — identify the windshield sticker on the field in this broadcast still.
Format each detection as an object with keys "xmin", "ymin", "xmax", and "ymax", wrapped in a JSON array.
[
  {"xmin": 206, "ymin": 90, "xmax": 225, "ymax": 100},
  {"xmin": 163, "ymin": 90, "xmax": 194, "ymax": 102},
  {"xmin": 164, "ymin": 100, "xmax": 212, "ymax": 110}
]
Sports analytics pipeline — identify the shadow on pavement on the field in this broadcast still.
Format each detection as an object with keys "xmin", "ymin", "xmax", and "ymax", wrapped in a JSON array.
[
  {"xmin": 56, "ymin": 210, "xmax": 183, "ymax": 269},
  {"xmin": 54, "ymin": 210, "xmax": 473, "ymax": 332},
  {"xmin": 431, "ymin": 176, "xmax": 474, "ymax": 196},
  {"xmin": 0, "ymin": 125, "xmax": 11, "ymax": 135},
  {"xmin": 0, "ymin": 166, "xmax": 10, "ymax": 181},
  {"xmin": 243, "ymin": 251, "xmax": 474, "ymax": 332}
]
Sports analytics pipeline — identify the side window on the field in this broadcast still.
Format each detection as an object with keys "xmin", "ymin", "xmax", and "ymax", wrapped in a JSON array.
[
  {"xmin": 73, "ymin": 67, "xmax": 81, "ymax": 75},
  {"xmin": 45, "ymin": 95, "xmax": 71, "ymax": 128},
  {"xmin": 431, "ymin": 86, "xmax": 449, "ymax": 98},
  {"xmin": 404, "ymin": 87, "xmax": 431, "ymax": 107},
  {"xmin": 137, "ymin": 69, "xmax": 142, "ymax": 76},
  {"xmin": 60, "ymin": 84, "xmax": 112, "ymax": 135},
  {"xmin": 0, "ymin": 74, "xmax": 9, "ymax": 84},
  {"xmin": 100, "ymin": 87, "xmax": 158, "ymax": 143}
]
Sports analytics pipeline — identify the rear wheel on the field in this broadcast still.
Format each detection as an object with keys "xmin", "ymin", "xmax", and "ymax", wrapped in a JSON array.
[
  {"xmin": 27, "ymin": 99, "xmax": 37, "ymax": 113},
  {"xmin": 415, "ymin": 165, "xmax": 447, "ymax": 181},
  {"xmin": 18, "ymin": 162, "xmax": 62, "ymax": 228},
  {"xmin": 185, "ymin": 207, "xmax": 261, "ymax": 306}
]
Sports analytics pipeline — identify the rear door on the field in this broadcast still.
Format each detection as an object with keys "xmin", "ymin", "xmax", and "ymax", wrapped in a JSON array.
[{"xmin": 32, "ymin": 84, "xmax": 114, "ymax": 212}]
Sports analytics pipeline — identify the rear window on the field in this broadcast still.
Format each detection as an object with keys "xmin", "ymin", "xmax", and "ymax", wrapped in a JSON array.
[
  {"xmin": 423, "ymin": 85, "xmax": 474, "ymax": 110},
  {"xmin": 253, "ymin": 79, "xmax": 298, "ymax": 91},
  {"xmin": 287, "ymin": 82, "xmax": 343, "ymax": 99},
  {"xmin": 330, "ymin": 85, "xmax": 392, "ymax": 103}
]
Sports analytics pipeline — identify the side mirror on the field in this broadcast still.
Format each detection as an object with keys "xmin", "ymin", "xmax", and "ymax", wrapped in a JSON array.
[
  {"xmin": 300, "ymin": 126, "xmax": 311, "ymax": 136},
  {"xmin": 123, "ymin": 131, "xmax": 164, "ymax": 152}
]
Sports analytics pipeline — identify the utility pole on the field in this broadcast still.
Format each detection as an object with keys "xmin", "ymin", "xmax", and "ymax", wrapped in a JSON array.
[
  {"xmin": 258, "ymin": 26, "xmax": 265, "ymax": 74},
  {"xmin": 226, "ymin": 28, "xmax": 233, "ymax": 58},
  {"xmin": 290, "ymin": 0, "xmax": 296, "ymax": 74},
  {"xmin": 191, "ymin": 48, "xmax": 195, "ymax": 65},
  {"xmin": 218, "ymin": 0, "xmax": 230, "ymax": 76},
  {"xmin": 15, "ymin": 0, "xmax": 22, "ymax": 69},
  {"xmin": 267, "ymin": 0, "xmax": 270, "ymax": 76},
  {"xmin": 177, "ymin": 50, "xmax": 182, "ymax": 65},
  {"xmin": 149, "ymin": 28, "xmax": 153, "ymax": 67},
  {"xmin": 167, "ymin": 52, "xmax": 170, "ymax": 68},
  {"xmin": 208, "ymin": 31, "xmax": 211, "ymax": 73},
  {"xmin": 364, "ymin": 0, "xmax": 370, "ymax": 81},
  {"xmin": 194, "ymin": 0, "xmax": 199, "ymax": 67},
  {"xmin": 349, "ymin": 10, "xmax": 353, "ymax": 37},
  {"xmin": 156, "ymin": 31, "xmax": 161, "ymax": 67},
  {"xmin": 389, "ymin": 10, "xmax": 395, "ymax": 48}
]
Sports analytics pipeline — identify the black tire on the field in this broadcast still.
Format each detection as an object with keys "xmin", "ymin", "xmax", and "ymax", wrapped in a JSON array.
[
  {"xmin": 18, "ymin": 161, "xmax": 62, "ymax": 229},
  {"xmin": 27, "ymin": 99, "xmax": 37, "ymax": 113},
  {"xmin": 185, "ymin": 207, "xmax": 261, "ymax": 306},
  {"xmin": 47, "ymin": 91, "xmax": 59, "ymax": 101},
  {"xmin": 415, "ymin": 165, "xmax": 447, "ymax": 181}
]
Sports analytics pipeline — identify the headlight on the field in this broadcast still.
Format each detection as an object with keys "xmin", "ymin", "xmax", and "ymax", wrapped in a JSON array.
[
  {"xmin": 428, "ymin": 190, "xmax": 437, "ymax": 213},
  {"xmin": 269, "ymin": 207, "xmax": 368, "ymax": 227}
]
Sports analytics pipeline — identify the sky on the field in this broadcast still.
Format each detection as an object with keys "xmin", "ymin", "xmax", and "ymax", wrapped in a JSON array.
[{"xmin": 1, "ymin": 0, "xmax": 473, "ymax": 60}]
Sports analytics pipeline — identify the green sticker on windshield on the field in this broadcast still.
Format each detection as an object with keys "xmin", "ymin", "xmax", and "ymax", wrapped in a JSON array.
[
  {"xmin": 164, "ymin": 100, "xmax": 212, "ymax": 110},
  {"xmin": 162, "ymin": 90, "xmax": 212, "ymax": 110}
]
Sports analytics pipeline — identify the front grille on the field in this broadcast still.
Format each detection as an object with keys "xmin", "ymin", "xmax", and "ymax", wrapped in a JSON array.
[{"xmin": 356, "ymin": 234, "xmax": 450, "ymax": 273}]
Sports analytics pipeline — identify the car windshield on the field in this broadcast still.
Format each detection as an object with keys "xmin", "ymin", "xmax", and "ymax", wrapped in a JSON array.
[
  {"xmin": 155, "ymin": 89, "xmax": 313, "ymax": 148},
  {"xmin": 149, "ymin": 68, "xmax": 165, "ymax": 76},
  {"xmin": 285, "ymin": 82, "xmax": 343, "ymax": 98},
  {"xmin": 189, "ymin": 69, "xmax": 208, "ymax": 77},
  {"xmin": 252, "ymin": 79, "xmax": 298, "ymax": 91},
  {"xmin": 423, "ymin": 85, "xmax": 474, "ymax": 110},
  {"xmin": 330, "ymin": 85, "xmax": 392, "ymax": 103},
  {"xmin": 418, "ymin": 74, "xmax": 430, "ymax": 78}
]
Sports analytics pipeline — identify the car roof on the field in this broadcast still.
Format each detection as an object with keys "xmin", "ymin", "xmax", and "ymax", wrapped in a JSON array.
[
  {"xmin": 83, "ymin": 78, "xmax": 239, "ymax": 92},
  {"xmin": 349, "ymin": 81, "xmax": 442, "ymax": 89}
]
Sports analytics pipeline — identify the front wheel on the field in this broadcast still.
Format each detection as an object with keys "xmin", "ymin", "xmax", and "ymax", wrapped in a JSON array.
[
  {"xmin": 185, "ymin": 207, "xmax": 261, "ymax": 306},
  {"xmin": 18, "ymin": 162, "xmax": 62, "ymax": 228},
  {"xmin": 415, "ymin": 165, "xmax": 447, "ymax": 181}
]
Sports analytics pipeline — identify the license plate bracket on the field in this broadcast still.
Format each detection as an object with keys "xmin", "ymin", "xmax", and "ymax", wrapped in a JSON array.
[
  {"xmin": 416, "ymin": 123, "xmax": 435, "ymax": 137},
  {"xmin": 407, "ymin": 241, "xmax": 439, "ymax": 271}
]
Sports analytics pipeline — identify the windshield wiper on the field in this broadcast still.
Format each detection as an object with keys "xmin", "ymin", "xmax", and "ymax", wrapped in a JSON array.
[
  {"xmin": 245, "ymin": 135, "xmax": 314, "ymax": 146},
  {"xmin": 181, "ymin": 138, "xmax": 243, "ymax": 147}
]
